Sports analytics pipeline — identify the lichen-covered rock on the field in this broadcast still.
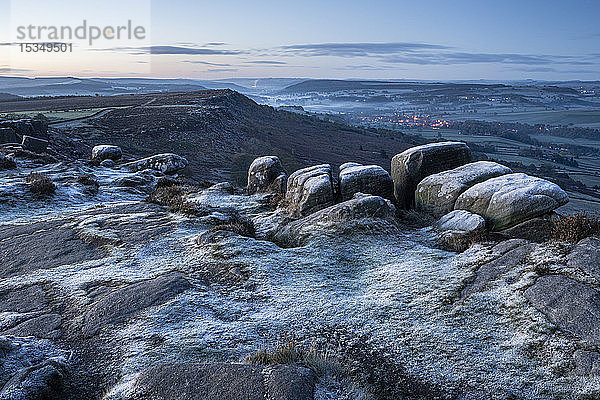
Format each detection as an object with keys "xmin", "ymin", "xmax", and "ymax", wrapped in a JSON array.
[
  {"xmin": 284, "ymin": 164, "xmax": 335, "ymax": 217},
  {"xmin": 416, "ymin": 161, "xmax": 512, "ymax": 217},
  {"xmin": 339, "ymin": 164, "xmax": 393, "ymax": 201},
  {"xmin": 435, "ymin": 210, "xmax": 486, "ymax": 252},
  {"xmin": 525, "ymin": 275, "xmax": 600, "ymax": 346},
  {"xmin": 91, "ymin": 145, "xmax": 122, "ymax": 162},
  {"xmin": 131, "ymin": 363, "xmax": 315, "ymax": 400},
  {"xmin": 339, "ymin": 162, "xmax": 361, "ymax": 171},
  {"xmin": 274, "ymin": 194, "xmax": 397, "ymax": 246},
  {"xmin": 124, "ymin": 153, "xmax": 189, "ymax": 175},
  {"xmin": 455, "ymin": 173, "xmax": 569, "ymax": 230},
  {"xmin": 247, "ymin": 156, "xmax": 287, "ymax": 195},
  {"xmin": 391, "ymin": 142, "xmax": 472, "ymax": 209}
]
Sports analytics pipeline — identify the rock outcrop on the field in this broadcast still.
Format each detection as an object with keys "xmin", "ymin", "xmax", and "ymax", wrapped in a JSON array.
[
  {"xmin": 525, "ymin": 275, "xmax": 600, "ymax": 346},
  {"xmin": 391, "ymin": 142, "xmax": 472, "ymax": 209},
  {"xmin": 454, "ymin": 173, "xmax": 569, "ymax": 230},
  {"xmin": 247, "ymin": 156, "xmax": 287, "ymax": 195},
  {"xmin": 0, "ymin": 153, "xmax": 16, "ymax": 170},
  {"xmin": 339, "ymin": 164, "xmax": 393, "ymax": 201},
  {"xmin": 435, "ymin": 210, "xmax": 486, "ymax": 251},
  {"xmin": 274, "ymin": 193, "xmax": 397, "ymax": 246},
  {"xmin": 82, "ymin": 272, "xmax": 191, "ymax": 337},
  {"xmin": 284, "ymin": 164, "xmax": 335, "ymax": 217},
  {"xmin": 131, "ymin": 363, "xmax": 315, "ymax": 400},
  {"xmin": 416, "ymin": 161, "xmax": 512, "ymax": 217},
  {"xmin": 567, "ymin": 237, "xmax": 600, "ymax": 281},
  {"xmin": 124, "ymin": 153, "xmax": 189, "ymax": 175},
  {"xmin": 21, "ymin": 135, "xmax": 48, "ymax": 153},
  {"xmin": 91, "ymin": 145, "xmax": 122, "ymax": 162}
]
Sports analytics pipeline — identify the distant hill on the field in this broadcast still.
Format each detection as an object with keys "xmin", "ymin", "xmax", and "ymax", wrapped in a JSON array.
[
  {"xmin": 280, "ymin": 79, "xmax": 512, "ymax": 93},
  {"xmin": 26, "ymin": 90, "xmax": 425, "ymax": 184},
  {"xmin": 0, "ymin": 92, "xmax": 21, "ymax": 101}
]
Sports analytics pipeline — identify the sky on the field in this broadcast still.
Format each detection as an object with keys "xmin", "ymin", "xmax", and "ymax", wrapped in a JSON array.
[{"xmin": 1, "ymin": 0, "xmax": 599, "ymax": 81}]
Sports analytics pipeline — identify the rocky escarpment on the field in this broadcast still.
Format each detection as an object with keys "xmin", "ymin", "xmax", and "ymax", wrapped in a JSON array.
[{"xmin": 2, "ymin": 134, "xmax": 599, "ymax": 400}]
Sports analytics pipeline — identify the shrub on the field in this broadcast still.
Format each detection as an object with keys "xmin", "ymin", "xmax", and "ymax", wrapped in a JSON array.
[
  {"xmin": 0, "ymin": 154, "xmax": 16, "ymax": 170},
  {"xmin": 146, "ymin": 179, "xmax": 196, "ymax": 214},
  {"xmin": 552, "ymin": 212, "xmax": 600, "ymax": 243},
  {"xmin": 210, "ymin": 215, "xmax": 255, "ymax": 238},
  {"xmin": 26, "ymin": 172, "xmax": 56, "ymax": 195}
]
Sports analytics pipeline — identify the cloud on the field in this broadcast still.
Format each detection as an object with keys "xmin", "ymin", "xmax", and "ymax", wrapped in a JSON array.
[
  {"xmin": 204, "ymin": 42, "xmax": 227, "ymax": 46},
  {"xmin": 207, "ymin": 68, "xmax": 239, "ymax": 72},
  {"xmin": 0, "ymin": 67, "xmax": 32, "ymax": 73},
  {"xmin": 244, "ymin": 60, "xmax": 287, "ymax": 65},
  {"xmin": 275, "ymin": 41, "xmax": 599, "ymax": 69},
  {"xmin": 334, "ymin": 64, "xmax": 401, "ymax": 71},
  {"xmin": 147, "ymin": 46, "xmax": 243, "ymax": 55},
  {"xmin": 92, "ymin": 45, "xmax": 243, "ymax": 55},
  {"xmin": 182, "ymin": 60, "xmax": 232, "ymax": 67},
  {"xmin": 280, "ymin": 42, "xmax": 450, "ymax": 57}
]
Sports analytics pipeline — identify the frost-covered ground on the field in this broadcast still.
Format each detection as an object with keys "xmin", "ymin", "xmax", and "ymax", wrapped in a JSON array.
[{"xmin": 1, "ymin": 160, "xmax": 599, "ymax": 399}]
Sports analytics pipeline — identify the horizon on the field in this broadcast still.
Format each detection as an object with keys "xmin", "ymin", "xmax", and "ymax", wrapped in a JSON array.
[{"xmin": 1, "ymin": 0, "xmax": 599, "ymax": 81}]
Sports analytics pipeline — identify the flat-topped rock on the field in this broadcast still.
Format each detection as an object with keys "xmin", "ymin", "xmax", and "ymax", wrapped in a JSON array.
[
  {"xmin": 0, "ymin": 153, "xmax": 16, "ymax": 170},
  {"xmin": 284, "ymin": 164, "xmax": 335, "ymax": 217},
  {"xmin": 455, "ymin": 173, "xmax": 569, "ymax": 230},
  {"xmin": 91, "ymin": 145, "xmax": 122, "ymax": 162},
  {"xmin": 391, "ymin": 142, "xmax": 472, "ymax": 209},
  {"xmin": 131, "ymin": 363, "xmax": 315, "ymax": 400},
  {"xmin": 124, "ymin": 153, "xmax": 189, "ymax": 175},
  {"xmin": 525, "ymin": 275, "xmax": 600, "ymax": 346},
  {"xmin": 339, "ymin": 164, "xmax": 393, "ymax": 201},
  {"xmin": 416, "ymin": 161, "xmax": 512, "ymax": 217},
  {"xmin": 247, "ymin": 156, "xmax": 287, "ymax": 195}
]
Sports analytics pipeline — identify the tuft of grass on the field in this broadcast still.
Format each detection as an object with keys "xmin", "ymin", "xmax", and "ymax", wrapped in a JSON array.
[
  {"xmin": 146, "ymin": 179, "xmax": 197, "ymax": 215},
  {"xmin": 26, "ymin": 172, "xmax": 56, "ymax": 195},
  {"xmin": 210, "ymin": 216, "xmax": 256, "ymax": 238},
  {"xmin": 243, "ymin": 332, "xmax": 341, "ymax": 377},
  {"xmin": 552, "ymin": 211, "xmax": 600, "ymax": 243}
]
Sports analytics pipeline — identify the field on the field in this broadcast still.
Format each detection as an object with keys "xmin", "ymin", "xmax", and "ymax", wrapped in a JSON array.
[{"xmin": 462, "ymin": 109, "xmax": 600, "ymax": 129}]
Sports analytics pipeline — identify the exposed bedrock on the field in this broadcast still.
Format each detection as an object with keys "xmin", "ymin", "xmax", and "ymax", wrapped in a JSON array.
[{"xmin": 131, "ymin": 363, "xmax": 315, "ymax": 400}]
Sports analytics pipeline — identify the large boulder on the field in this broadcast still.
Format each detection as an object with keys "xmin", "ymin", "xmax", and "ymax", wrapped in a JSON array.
[
  {"xmin": 416, "ymin": 161, "xmax": 512, "ymax": 217},
  {"xmin": 247, "ymin": 156, "xmax": 287, "ymax": 195},
  {"xmin": 284, "ymin": 164, "xmax": 335, "ymax": 217},
  {"xmin": 131, "ymin": 363, "xmax": 315, "ymax": 400},
  {"xmin": 274, "ymin": 193, "xmax": 397, "ymax": 246},
  {"xmin": 339, "ymin": 164, "xmax": 393, "ymax": 201},
  {"xmin": 454, "ymin": 173, "xmax": 569, "ymax": 231},
  {"xmin": 124, "ymin": 153, "xmax": 189, "ymax": 175},
  {"xmin": 0, "ymin": 127, "xmax": 19, "ymax": 144},
  {"xmin": 524, "ymin": 275, "xmax": 600, "ymax": 346},
  {"xmin": 91, "ymin": 145, "xmax": 122, "ymax": 162},
  {"xmin": 435, "ymin": 210, "xmax": 486, "ymax": 252},
  {"xmin": 391, "ymin": 142, "xmax": 472, "ymax": 209}
]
